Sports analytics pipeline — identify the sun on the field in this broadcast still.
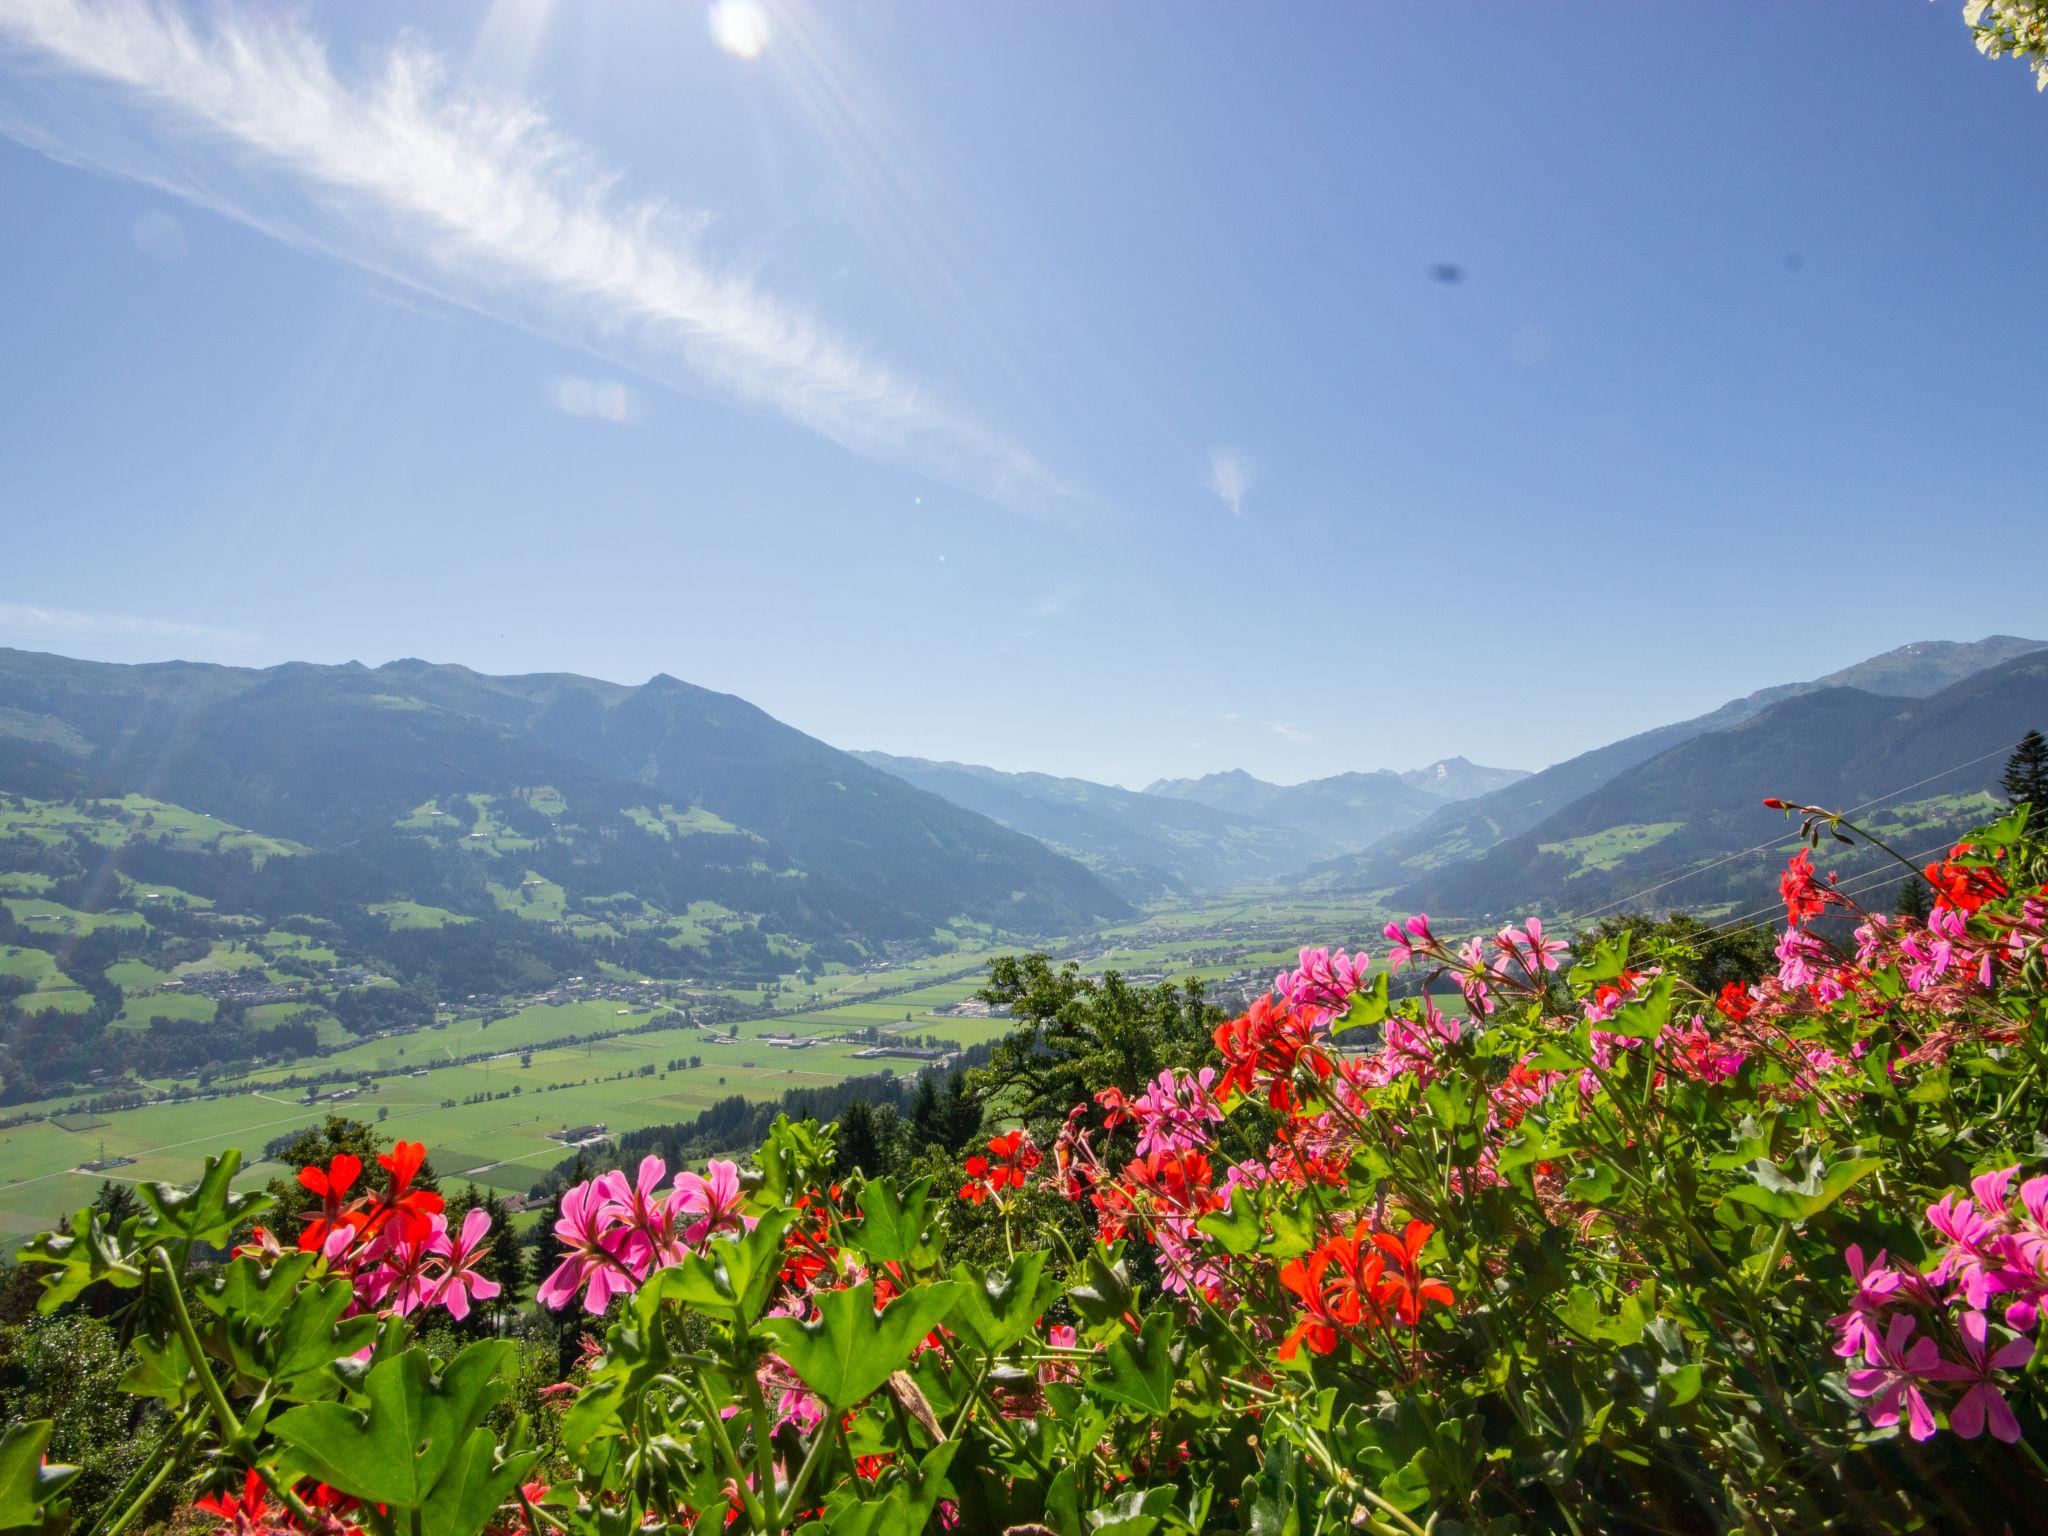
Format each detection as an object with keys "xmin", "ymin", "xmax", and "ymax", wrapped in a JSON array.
[{"xmin": 707, "ymin": 0, "xmax": 771, "ymax": 60}]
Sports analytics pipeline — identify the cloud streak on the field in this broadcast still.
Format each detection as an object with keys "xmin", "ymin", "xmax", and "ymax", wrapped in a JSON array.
[
  {"xmin": 0, "ymin": 601, "xmax": 256, "ymax": 646},
  {"xmin": 0, "ymin": 0, "xmax": 1069, "ymax": 511},
  {"xmin": 1207, "ymin": 446, "xmax": 1253, "ymax": 515}
]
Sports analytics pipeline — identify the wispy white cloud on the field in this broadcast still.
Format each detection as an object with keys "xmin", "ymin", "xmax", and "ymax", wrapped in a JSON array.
[
  {"xmin": 552, "ymin": 375, "xmax": 636, "ymax": 424},
  {"xmin": 1207, "ymin": 446, "xmax": 1254, "ymax": 515},
  {"xmin": 1266, "ymin": 720, "xmax": 1315, "ymax": 744},
  {"xmin": 0, "ymin": 0, "xmax": 1068, "ymax": 511},
  {"xmin": 0, "ymin": 601, "xmax": 256, "ymax": 646}
]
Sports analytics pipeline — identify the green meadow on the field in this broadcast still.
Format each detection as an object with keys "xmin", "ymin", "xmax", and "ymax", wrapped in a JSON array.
[{"xmin": 0, "ymin": 891, "xmax": 1393, "ymax": 1238}]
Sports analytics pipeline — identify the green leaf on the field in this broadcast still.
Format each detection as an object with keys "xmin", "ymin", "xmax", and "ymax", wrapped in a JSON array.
[
  {"xmin": 1563, "ymin": 1161, "xmax": 1618, "ymax": 1206},
  {"xmin": 1194, "ymin": 1188, "xmax": 1264, "ymax": 1257},
  {"xmin": 1657, "ymin": 1362, "xmax": 1704, "ymax": 1408},
  {"xmin": 135, "ymin": 1151, "xmax": 271, "ymax": 1249},
  {"xmin": 0, "ymin": 1421, "xmax": 78, "ymax": 1534},
  {"xmin": 200, "ymin": 1252, "xmax": 318, "ymax": 1325},
  {"xmin": 846, "ymin": 1177, "xmax": 935, "ymax": 1265},
  {"xmin": 1723, "ymin": 1154, "xmax": 1882, "ymax": 1223},
  {"xmin": 1087, "ymin": 1485, "xmax": 1179, "ymax": 1534},
  {"xmin": 419, "ymin": 1428, "xmax": 537, "ymax": 1536},
  {"xmin": 1091, "ymin": 1308, "xmax": 1177, "ymax": 1417},
  {"xmin": 1332, "ymin": 973, "xmax": 1391, "ymax": 1035},
  {"xmin": 1569, "ymin": 935, "xmax": 1631, "ymax": 989},
  {"xmin": 947, "ymin": 1251, "xmax": 1051, "ymax": 1356},
  {"xmin": 639, "ymin": 1209, "xmax": 795, "ymax": 1324},
  {"xmin": 269, "ymin": 1339, "xmax": 515, "ymax": 1511},
  {"xmin": 1067, "ymin": 1242, "xmax": 1136, "ymax": 1339},
  {"xmin": 761, "ymin": 1280, "xmax": 964, "ymax": 1410},
  {"xmin": 15, "ymin": 1208, "xmax": 145, "ymax": 1312}
]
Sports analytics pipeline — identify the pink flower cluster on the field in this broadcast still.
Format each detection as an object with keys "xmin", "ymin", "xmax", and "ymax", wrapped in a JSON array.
[
  {"xmin": 1274, "ymin": 946, "xmax": 1370, "ymax": 1021},
  {"xmin": 538, "ymin": 1156, "xmax": 753, "ymax": 1313},
  {"xmin": 354, "ymin": 1207, "xmax": 501, "ymax": 1320},
  {"xmin": 1832, "ymin": 1165, "xmax": 2048, "ymax": 1443},
  {"xmin": 1097, "ymin": 1067, "xmax": 1226, "ymax": 1160}
]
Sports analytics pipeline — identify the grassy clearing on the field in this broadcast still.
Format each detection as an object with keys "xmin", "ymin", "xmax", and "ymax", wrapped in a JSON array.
[
  {"xmin": 0, "ymin": 792, "xmax": 299, "ymax": 860},
  {"xmin": 1539, "ymin": 822, "xmax": 1684, "ymax": 873},
  {"xmin": 0, "ymin": 945, "xmax": 91, "ymax": 1015},
  {"xmin": 370, "ymin": 901, "xmax": 475, "ymax": 930}
]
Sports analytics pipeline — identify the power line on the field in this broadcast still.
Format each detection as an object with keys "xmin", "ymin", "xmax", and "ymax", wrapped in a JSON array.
[
  {"xmin": 1560, "ymin": 744, "xmax": 2014, "ymax": 926},
  {"xmin": 1674, "ymin": 835, "xmax": 1960, "ymax": 958}
]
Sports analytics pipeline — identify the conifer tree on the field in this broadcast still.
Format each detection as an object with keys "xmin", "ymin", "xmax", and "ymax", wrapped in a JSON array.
[
  {"xmin": 2000, "ymin": 729, "xmax": 2048, "ymax": 836},
  {"xmin": 1894, "ymin": 877, "xmax": 1932, "ymax": 923}
]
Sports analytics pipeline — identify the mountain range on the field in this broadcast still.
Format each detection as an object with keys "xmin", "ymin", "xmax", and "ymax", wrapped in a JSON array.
[
  {"xmin": 2, "ymin": 633, "xmax": 2043, "ymax": 984},
  {"xmin": 0, "ymin": 650, "xmax": 1128, "ymax": 975},
  {"xmin": 1308, "ymin": 636, "xmax": 2048, "ymax": 899},
  {"xmin": 848, "ymin": 754, "xmax": 1335, "ymax": 899},
  {"xmin": 1143, "ymin": 759, "xmax": 1530, "ymax": 851},
  {"xmin": 1382, "ymin": 649, "xmax": 2048, "ymax": 920}
]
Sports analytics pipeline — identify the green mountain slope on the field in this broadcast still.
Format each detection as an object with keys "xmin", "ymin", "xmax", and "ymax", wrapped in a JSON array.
[
  {"xmin": 1307, "ymin": 635, "xmax": 2046, "ymax": 893},
  {"xmin": 1391, "ymin": 651, "xmax": 2048, "ymax": 920},
  {"xmin": 0, "ymin": 649, "xmax": 1128, "ymax": 961}
]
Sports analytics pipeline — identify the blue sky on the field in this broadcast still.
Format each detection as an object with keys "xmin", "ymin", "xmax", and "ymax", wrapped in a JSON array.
[{"xmin": 1, "ymin": 1, "xmax": 2043, "ymax": 788}]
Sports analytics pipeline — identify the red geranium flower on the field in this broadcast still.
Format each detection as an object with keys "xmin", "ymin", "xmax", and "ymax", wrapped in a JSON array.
[
  {"xmin": 1780, "ymin": 850, "xmax": 1828, "ymax": 927},
  {"xmin": 1922, "ymin": 845, "xmax": 2009, "ymax": 915},
  {"xmin": 1213, "ymin": 996, "xmax": 1331, "ymax": 1112},
  {"xmin": 1715, "ymin": 982, "xmax": 1756, "ymax": 1023},
  {"xmin": 958, "ymin": 1130, "xmax": 1041, "ymax": 1202},
  {"xmin": 193, "ymin": 1468, "xmax": 268, "ymax": 1531}
]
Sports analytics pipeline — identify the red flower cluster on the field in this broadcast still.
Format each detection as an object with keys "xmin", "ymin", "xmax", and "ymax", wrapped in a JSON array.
[
  {"xmin": 1923, "ymin": 843, "xmax": 2010, "ymax": 915},
  {"xmin": 1780, "ymin": 849, "xmax": 1829, "ymax": 926},
  {"xmin": 277, "ymin": 1142, "xmax": 443, "ymax": 1256},
  {"xmin": 779, "ymin": 1186, "xmax": 840, "ymax": 1289},
  {"xmin": 1213, "ymin": 996, "xmax": 1331, "ymax": 1111},
  {"xmin": 1715, "ymin": 981, "xmax": 1756, "ymax": 1023},
  {"xmin": 1277, "ymin": 1218, "xmax": 1453, "ymax": 1361},
  {"xmin": 193, "ymin": 1469, "xmax": 362, "ymax": 1534},
  {"xmin": 958, "ymin": 1130, "xmax": 1041, "ymax": 1203}
]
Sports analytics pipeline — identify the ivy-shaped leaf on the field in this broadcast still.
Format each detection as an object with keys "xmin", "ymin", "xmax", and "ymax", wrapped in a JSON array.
[
  {"xmin": 1723, "ymin": 1153, "xmax": 1882, "ymax": 1223},
  {"xmin": 846, "ymin": 1177, "xmax": 935, "ymax": 1265},
  {"xmin": 1332, "ymin": 973, "xmax": 1391, "ymax": 1036},
  {"xmin": 0, "ymin": 1420, "xmax": 78, "ymax": 1534},
  {"xmin": 947, "ymin": 1250, "xmax": 1051, "ymax": 1356},
  {"xmin": 639, "ymin": 1209, "xmax": 795, "ymax": 1324},
  {"xmin": 1195, "ymin": 1189, "xmax": 1263, "ymax": 1257},
  {"xmin": 135, "ymin": 1151, "xmax": 271, "ymax": 1249},
  {"xmin": 16, "ymin": 1207, "xmax": 145, "ymax": 1312},
  {"xmin": 1091, "ymin": 1308, "xmax": 1176, "ymax": 1418},
  {"xmin": 419, "ymin": 1427, "xmax": 538, "ymax": 1536},
  {"xmin": 1067, "ymin": 1242, "xmax": 1136, "ymax": 1340},
  {"xmin": 268, "ymin": 1339, "xmax": 514, "ymax": 1512},
  {"xmin": 761, "ymin": 1280, "xmax": 964, "ymax": 1410}
]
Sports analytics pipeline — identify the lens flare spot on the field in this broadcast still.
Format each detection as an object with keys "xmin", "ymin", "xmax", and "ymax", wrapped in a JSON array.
[{"xmin": 708, "ymin": 1, "xmax": 771, "ymax": 59}]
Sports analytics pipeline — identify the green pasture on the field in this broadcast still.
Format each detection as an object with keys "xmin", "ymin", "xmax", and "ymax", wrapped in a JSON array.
[
  {"xmin": 1539, "ymin": 822, "xmax": 1684, "ymax": 873},
  {"xmin": 370, "ymin": 901, "xmax": 474, "ymax": 930}
]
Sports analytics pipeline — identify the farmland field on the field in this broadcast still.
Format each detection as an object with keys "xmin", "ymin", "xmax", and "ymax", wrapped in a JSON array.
[{"xmin": 0, "ymin": 893, "xmax": 1396, "ymax": 1237}]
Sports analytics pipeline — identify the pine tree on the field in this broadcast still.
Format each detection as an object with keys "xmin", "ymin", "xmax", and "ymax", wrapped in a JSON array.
[
  {"xmin": 1894, "ymin": 878, "xmax": 1931, "ymax": 923},
  {"xmin": 2000, "ymin": 729, "xmax": 2048, "ymax": 836},
  {"xmin": 834, "ymin": 1098, "xmax": 883, "ymax": 1179}
]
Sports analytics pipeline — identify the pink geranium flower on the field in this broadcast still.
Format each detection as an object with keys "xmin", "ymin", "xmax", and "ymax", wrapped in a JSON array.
[
  {"xmin": 1919, "ymin": 1310, "xmax": 2032, "ymax": 1443},
  {"xmin": 673, "ymin": 1158, "xmax": 752, "ymax": 1246},
  {"xmin": 537, "ymin": 1173, "xmax": 636, "ymax": 1314},
  {"xmin": 430, "ymin": 1207, "xmax": 502, "ymax": 1321},
  {"xmin": 1845, "ymin": 1314, "xmax": 1943, "ymax": 1441}
]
